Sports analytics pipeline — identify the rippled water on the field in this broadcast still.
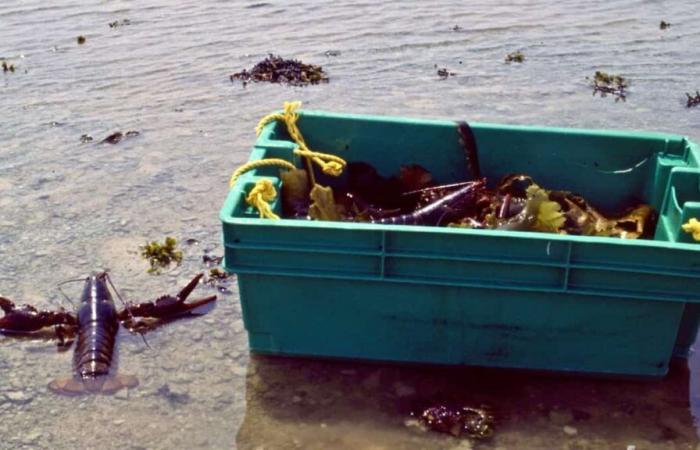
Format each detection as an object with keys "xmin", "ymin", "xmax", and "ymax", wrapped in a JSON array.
[{"xmin": 2, "ymin": 1, "xmax": 700, "ymax": 449}]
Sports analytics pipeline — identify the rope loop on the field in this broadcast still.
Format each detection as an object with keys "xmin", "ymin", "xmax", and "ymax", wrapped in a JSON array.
[{"xmin": 246, "ymin": 179, "xmax": 280, "ymax": 220}]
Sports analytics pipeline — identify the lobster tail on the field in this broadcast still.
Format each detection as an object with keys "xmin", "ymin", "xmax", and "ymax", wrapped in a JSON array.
[{"xmin": 48, "ymin": 374, "xmax": 138, "ymax": 395}]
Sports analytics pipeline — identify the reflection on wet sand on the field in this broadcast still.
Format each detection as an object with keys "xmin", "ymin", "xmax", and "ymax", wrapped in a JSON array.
[{"xmin": 237, "ymin": 355, "xmax": 698, "ymax": 450}]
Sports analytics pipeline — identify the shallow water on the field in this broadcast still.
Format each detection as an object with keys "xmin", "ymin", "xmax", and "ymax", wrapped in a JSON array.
[{"xmin": 1, "ymin": 0, "xmax": 700, "ymax": 449}]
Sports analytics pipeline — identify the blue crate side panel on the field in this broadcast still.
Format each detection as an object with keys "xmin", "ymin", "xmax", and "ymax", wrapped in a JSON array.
[
  {"xmin": 223, "ymin": 220, "xmax": 700, "ymax": 374},
  {"xmin": 238, "ymin": 274, "xmax": 682, "ymax": 377}
]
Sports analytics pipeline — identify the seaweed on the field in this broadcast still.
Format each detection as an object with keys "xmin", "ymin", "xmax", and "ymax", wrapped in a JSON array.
[
  {"xmin": 2, "ymin": 61, "xmax": 15, "ymax": 73},
  {"xmin": 100, "ymin": 130, "xmax": 140, "ymax": 144},
  {"xmin": 589, "ymin": 71, "xmax": 628, "ymax": 102},
  {"xmin": 435, "ymin": 67, "xmax": 455, "ymax": 78},
  {"xmin": 505, "ymin": 51, "xmax": 525, "ymax": 63},
  {"xmin": 281, "ymin": 168, "xmax": 310, "ymax": 218},
  {"xmin": 109, "ymin": 19, "xmax": 131, "ymax": 28},
  {"xmin": 686, "ymin": 91, "xmax": 700, "ymax": 108},
  {"xmin": 230, "ymin": 54, "xmax": 329, "ymax": 86},
  {"xmin": 140, "ymin": 237, "xmax": 183, "ymax": 273},
  {"xmin": 308, "ymin": 185, "xmax": 340, "ymax": 221}
]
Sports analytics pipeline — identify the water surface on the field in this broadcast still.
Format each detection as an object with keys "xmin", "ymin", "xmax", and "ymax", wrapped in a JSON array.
[{"xmin": 1, "ymin": 1, "xmax": 700, "ymax": 449}]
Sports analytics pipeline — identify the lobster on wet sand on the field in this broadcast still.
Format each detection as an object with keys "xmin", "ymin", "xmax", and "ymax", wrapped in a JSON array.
[{"xmin": 0, "ymin": 272, "xmax": 216, "ymax": 395}]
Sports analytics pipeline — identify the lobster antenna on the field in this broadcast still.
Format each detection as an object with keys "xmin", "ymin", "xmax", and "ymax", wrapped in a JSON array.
[
  {"xmin": 138, "ymin": 330, "xmax": 152, "ymax": 350},
  {"xmin": 104, "ymin": 272, "xmax": 152, "ymax": 350},
  {"xmin": 56, "ymin": 277, "xmax": 85, "ymax": 309},
  {"xmin": 401, "ymin": 180, "xmax": 474, "ymax": 197},
  {"xmin": 104, "ymin": 272, "xmax": 133, "ymax": 317}
]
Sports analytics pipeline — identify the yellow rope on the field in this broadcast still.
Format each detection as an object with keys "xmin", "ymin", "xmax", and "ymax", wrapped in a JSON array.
[
  {"xmin": 682, "ymin": 218, "xmax": 700, "ymax": 241},
  {"xmin": 255, "ymin": 112, "xmax": 285, "ymax": 137},
  {"xmin": 294, "ymin": 148, "xmax": 345, "ymax": 176},
  {"xmin": 231, "ymin": 101, "xmax": 347, "ymax": 219},
  {"xmin": 255, "ymin": 101, "xmax": 347, "ymax": 177},
  {"xmin": 228, "ymin": 158, "xmax": 296, "ymax": 189},
  {"xmin": 246, "ymin": 179, "xmax": 280, "ymax": 220}
]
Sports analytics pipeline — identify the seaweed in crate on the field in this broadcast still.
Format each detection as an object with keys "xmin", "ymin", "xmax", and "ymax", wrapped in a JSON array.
[
  {"xmin": 280, "ymin": 160, "xmax": 656, "ymax": 239},
  {"xmin": 456, "ymin": 174, "xmax": 657, "ymax": 239}
]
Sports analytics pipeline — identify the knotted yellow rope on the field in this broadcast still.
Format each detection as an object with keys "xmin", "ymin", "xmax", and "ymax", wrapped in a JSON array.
[
  {"xmin": 245, "ymin": 179, "xmax": 279, "ymax": 220},
  {"xmin": 682, "ymin": 218, "xmax": 700, "ymax": 241},
  {"xmin": 295, "ymin": 148, "xmax": 345, "ymax": 176},
  {"xmin": 256, "ymin": 101, "xmax": 347, "ymax": 180},
  {"xmin": 230, "ymin": 101, "xmax": 347, "ymax": 219}
]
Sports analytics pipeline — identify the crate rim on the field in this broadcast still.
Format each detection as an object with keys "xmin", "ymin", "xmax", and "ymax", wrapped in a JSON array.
[{"xmin": 261, "ymin": 108, "xmax": 692, "ymax": 143}]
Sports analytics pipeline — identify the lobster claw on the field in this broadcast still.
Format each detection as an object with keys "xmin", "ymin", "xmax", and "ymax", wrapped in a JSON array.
[
  {"xmin": 119, "ymin": 274, "xmax": 217, "ymax": 330},
  {"xmin": 0, "ymin": 296, "xmax": 77, "ymax": 335}
]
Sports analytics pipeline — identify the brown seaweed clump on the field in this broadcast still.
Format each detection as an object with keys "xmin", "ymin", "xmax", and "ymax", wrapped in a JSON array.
[
  {"xmin": 229, "ymin": 54, "xmax": 329, "ymax": 86},
  {"xmin": 589, "ymin": 71, "xmax": 628, "ymax": 102},
  {"xmin": 505, "ymin": 51, "xmax": 525, "ymax": 63},
  {"xmin": 686, "ymin": 91, "xmax": 700, "ymax": 108},
  {"xmin": 2, "ymin": 61, "xmax": 15, "ymax": 73}
]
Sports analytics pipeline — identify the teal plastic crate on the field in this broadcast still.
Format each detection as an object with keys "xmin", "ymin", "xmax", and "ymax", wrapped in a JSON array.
[{"xmin": 220, "ymin": 110, "xmax": 700, "ymax": 377}]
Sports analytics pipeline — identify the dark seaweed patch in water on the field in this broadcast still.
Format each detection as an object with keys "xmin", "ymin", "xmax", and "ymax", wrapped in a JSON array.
[
  {"xmin": 230, "ymin": 54, "xmax": 329, "ymax": 86},
  {"xmin": 434, "ymin": 65, "xmax": 455, "ymax": 78},
  {"xmin": 109, "ymin": 19, "xmax": 131, "ymax": 28},
  {"xmin": 2, "ymin": 61, "xmax": 16, "ymax": 73},
  {"xmin": 588, "ymin": 71, "xmax": 628, "ymax": 102},
  {"xmin": 505, "ymin": 51, "xmax": 525, "ymax": 63},
  {"xmin": 686, "ymin": 91, "xmax": 700, "ymax": 108}
]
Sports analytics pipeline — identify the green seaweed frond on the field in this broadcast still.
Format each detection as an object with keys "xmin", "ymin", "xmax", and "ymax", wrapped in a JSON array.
[{"xmin": 140, "ymin": 236, "xmax": 183, "ymax": 273}]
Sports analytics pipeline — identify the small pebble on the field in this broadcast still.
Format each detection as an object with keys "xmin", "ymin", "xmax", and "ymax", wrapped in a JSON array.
[
  {"xmin": 449, "ymin": 441, "xmax": 473, "ymax": 450},
  {"xmin": 213, "ymin": 330, "xmax": 227, "ymax": 340},
  {"xmin": 23, "ymin": 429, "xmax": 41, "ymax": 443},
  {"xmin": 563, "ymin": 425, "xmax": 578, "ymax": 436},
  {"xmin": 549, "ymin": 409, "xmax": 574, "ymax": 425},
  {"xmin": 392, "ymin": 381, "xmax": 415, "ymax": 398},
  {"xmin": 404, "ymin": 418, "xmax": 423, "ymax": 429},
  {"xmin": 6, "ymin": 390, "xmax": 33, "ymax": 405},
  {"xmin": 113, "ymin": 419, "xmax": 126, "ymax": 426},
  {"xmin": 231, "ymin": 366, "xmax": 247, "ymax": 377},
  {"xmin": 114, "ymin": 389, "xmax": 129, "ymax": 400}
]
